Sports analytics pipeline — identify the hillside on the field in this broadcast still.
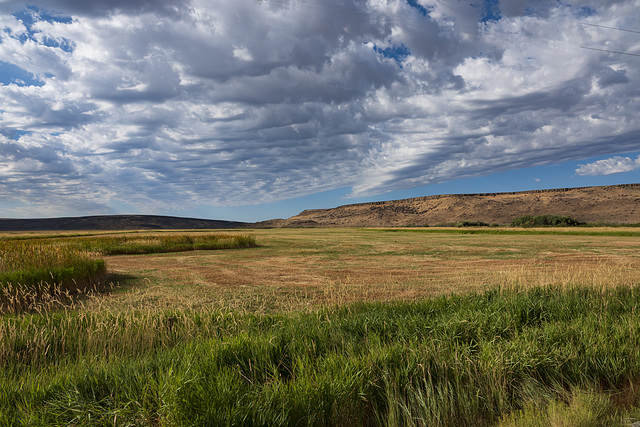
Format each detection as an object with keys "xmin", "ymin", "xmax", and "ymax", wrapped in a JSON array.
[
  {"xmin": 2, "ymin": 184, "xmax": 639, "ymax": 231},
  {"xmin": 280, "ymin": 184, "xmax": 640, "ymax": 227},
  {"xmin": 0, "ymin": 215, "xmax": 247, "ymax": 232}
]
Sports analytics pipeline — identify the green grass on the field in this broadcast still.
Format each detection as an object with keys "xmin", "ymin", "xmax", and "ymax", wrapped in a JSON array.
[
  {"xmin": 76, "ymin": 233, "xmax": 257, "ymax": 255},
  {"xmin": 0, "ymin": 240, "xmax": 106, "ymax": 309},
  {"xmin": 2, "ymin": 285, "xmax": 640, "ymax": 426},
  {"xmin": 0, "ymin": 233, "xmax": 256, "ymax": 313},
  {"xmin": 0, "ymin": 261, "xmax": 106, "ymax": 292},
  {"xmin": 368, "ymin": 228, "xmax": 640, "ymax": 237},
  {"xmin": 496, "ymin": 389, "xmax": 629, "ymax": 427},
  {"xmin": 2, "ymin": 229, "xmax": 640, "ymax": 425}
]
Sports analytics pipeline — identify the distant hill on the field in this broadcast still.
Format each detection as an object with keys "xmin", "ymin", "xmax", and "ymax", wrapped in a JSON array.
[
  {"xmin": 0, "ymin": 215, "xmax": 247, "ymax": 232},
  {"xmin": 3, "ymin": 184, "xmax": 640, "ymax": 231},
  {"xmin": 276, "ymin": 184, "xmax": 640, "ymax": 227}
]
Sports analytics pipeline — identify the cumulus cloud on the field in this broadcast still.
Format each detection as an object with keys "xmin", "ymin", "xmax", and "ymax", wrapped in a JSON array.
[
  {"xmin": 576, "ymin": 156, "xmax": 640, "ymax": 176},
  {"xmin": 0, "ymin": 0, "xmax": 639, "ymax": 215}
]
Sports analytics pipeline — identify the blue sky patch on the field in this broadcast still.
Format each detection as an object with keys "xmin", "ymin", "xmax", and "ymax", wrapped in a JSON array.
[
  {"xmin": 13, "ymin": 7, "xmax": 72, "ymax": 29},
  {"xmin": 374, "ymin": 43, "xmax": 411, "ymax": 66},
  {"xmin": 12, "ymin": 7, "xmax": 74, "ymax": 52},
  {"xmin": 481, "ymin": 0, "xmax": 502, "ymax": 22},
  {"xmin": 12, "ymin": 130, "xmax": 32, "ymax": 140},
  {"xmin": 41, "ymin": 35, "xmax": 75, "ymax": 52},
  {"xmin": 406, "ymin": 0, "xmax": 430, "ymax": 17},
  {"xmin": 0, "ymin": 62, "xmax": 43, "ymax": 87},
  {"xmin": 12, "ymin": 9, "xmax": 38, "ymax": 32},
  {"xmin": 576, "ymin": 6, "xmax": 597, "ymax": 18}
]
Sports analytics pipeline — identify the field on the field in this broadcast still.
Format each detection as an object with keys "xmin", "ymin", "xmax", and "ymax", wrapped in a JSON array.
[
  {"xmin": 99, "ymin": 228, "xmax": 640, "ymax": 312},
  {"xmin": 2, "ymin": 228, "xmax": 640, "ymax": 426}
]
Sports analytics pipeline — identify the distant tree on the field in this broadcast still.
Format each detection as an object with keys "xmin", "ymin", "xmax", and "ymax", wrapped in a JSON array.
[
  {"xmin": 457, "ymin": 220, "xmax": 490, "ymax": 227},
  {"xmin": 511, "ymin": 215, "xmax": 585, "ymax": 227}
]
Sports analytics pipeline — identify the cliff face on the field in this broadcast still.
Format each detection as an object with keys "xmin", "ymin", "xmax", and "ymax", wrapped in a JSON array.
[{"xmin": 282, "ymin": 184, "xmax": 640, "ymax": 227}]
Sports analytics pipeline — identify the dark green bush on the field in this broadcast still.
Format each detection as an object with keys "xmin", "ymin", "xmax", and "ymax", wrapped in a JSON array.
[
  {"xmin": 457, "ymin": 220, "xmax": 490, "ymax": 227},
  {"xmin": 433, "ymin": 221, "xmax": 490, "ymax": 227},
  {"xmin": 511, "ymin": 215, "xmax": 585, "ymax": 227}
]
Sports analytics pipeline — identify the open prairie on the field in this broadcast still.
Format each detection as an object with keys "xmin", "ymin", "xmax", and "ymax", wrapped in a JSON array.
[
  {"xmin": 100, "ymin": 227, "xmax": 640, "ymax": 312},
  {"xmin": 3, "ymin": 227, "xmax": 640, "ymax": 426}
]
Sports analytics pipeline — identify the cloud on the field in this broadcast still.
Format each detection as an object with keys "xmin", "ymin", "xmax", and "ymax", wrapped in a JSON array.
[
  {"xmin": 0, "ymin": 0, "xmax": 189, "ymax": 17},
  {"xmin": 576, "ymin": 155, "xmax": 640, "ymax": 176},
  {"xmin": 0, "ymin": 0, "xmax": 639, "ymax": 215}
]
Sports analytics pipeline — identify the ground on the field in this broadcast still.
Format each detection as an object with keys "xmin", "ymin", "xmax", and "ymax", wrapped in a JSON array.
[{"xmin": 99, "ymin": 228, "xmax": 640, "ymax": 313}]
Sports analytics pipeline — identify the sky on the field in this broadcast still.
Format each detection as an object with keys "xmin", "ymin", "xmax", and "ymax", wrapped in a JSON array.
[{"xmin": 0, "ymin": 0, "xmax": 639, "ymax": 222}]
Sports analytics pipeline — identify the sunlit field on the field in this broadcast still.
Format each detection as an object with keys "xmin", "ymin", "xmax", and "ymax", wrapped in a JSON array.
[
  {"xmin": 0, "ymin": 233, "xmax": 256, "ymax": 313},
  {"xmin": 100, "ymin": 228, "xmax": 640, "ymax": 312},
  {"xmin": 2, "ymin": 228, "xmax": 640, "ymax": 426}
]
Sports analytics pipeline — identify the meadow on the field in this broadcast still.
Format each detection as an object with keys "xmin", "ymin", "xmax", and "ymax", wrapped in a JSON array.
[
  {"xmin": 0, "ymin": 233, "xmax": 256, "ymax": 313},
  {"xmin": 1, "ymin": 227, "xmax": 640, "ymax": 426}
]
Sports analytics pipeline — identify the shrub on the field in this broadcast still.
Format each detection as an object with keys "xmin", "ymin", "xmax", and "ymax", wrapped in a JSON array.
[
  {"xmin": 511, "ymin": 215, "xmax": 585, "ymax": 227},
  {"xmin": 457, "ymin": 220, "xmax": 490, "ymax": 227}
]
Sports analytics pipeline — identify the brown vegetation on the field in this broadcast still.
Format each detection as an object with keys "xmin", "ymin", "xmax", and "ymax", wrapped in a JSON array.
[
  {"xmin": 277, "ymin": 183, "xmax": 640, "ymax": 227},
  {"xmin": 100, "ymin": 228, "xmax": 640, "ymax": 312}
]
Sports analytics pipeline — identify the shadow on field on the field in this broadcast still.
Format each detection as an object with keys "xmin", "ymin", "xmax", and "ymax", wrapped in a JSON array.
[
  {"xmin": 102, "ymin": 272, "xmax": 141, "ymax": 294},
  {"xmin": 0, "ymin": 272, "xmax": 141, "ymax": 314}
]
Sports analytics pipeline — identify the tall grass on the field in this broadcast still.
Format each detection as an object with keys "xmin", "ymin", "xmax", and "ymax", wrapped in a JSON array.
[
  {"xmin": 0, "ymin": 240, "xmax": 104, "ymax": 281},
  {"xmin": 0, "ymin": 233, "xmax": 256, "ymax": 313},
  {"xmin": 0, "ymin": 240, "xmax": 106, "ymax": 312},
  {"xmin": 80, "ymin": 233, "xmax": 257, "ymax": 255},
  {"xmin": 2, "ymin": 285, "xmax": 640, "ymax": 425}
]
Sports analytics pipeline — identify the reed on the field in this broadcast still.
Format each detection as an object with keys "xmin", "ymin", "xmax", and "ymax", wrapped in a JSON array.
[
  {"xmin": 77, "ymin": 233, "xmax": 257, "ymax": 255},
  {"xmin": 0, "ymin": 233, "xmax": 256, "ymax": 313},
  {"xmin": 0, "ymin": 240, "xmax": 105, "ymax": 313},
  {"xmin": 2, "ymin": 285, "xmax": 640, "ymax": 425}
]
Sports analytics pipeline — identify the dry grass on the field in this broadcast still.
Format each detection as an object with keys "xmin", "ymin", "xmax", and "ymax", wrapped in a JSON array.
[
  {"xmin": 86, "ymin": 228, "xmax": 640, "ymax": 313},
  {"xmin": 3, "ymin": 227, "xmax": 637, "ymax": 314}
]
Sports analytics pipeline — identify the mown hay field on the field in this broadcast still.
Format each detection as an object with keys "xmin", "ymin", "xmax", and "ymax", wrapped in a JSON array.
[
  {"xmin": 98, "ymin": 227, "xmax": 640, "ymax": 312},
  {"xmin": 2, "ymin": 227, "xmax": 640, "ymax": 426}
]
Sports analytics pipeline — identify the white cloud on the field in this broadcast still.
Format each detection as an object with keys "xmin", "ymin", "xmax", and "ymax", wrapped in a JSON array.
[
  {"xmin": 575, "ymin": 155, "xmax": 640, "ymax": 176},
  {"xmin": 0, "ymin": 0, "xmax": 639, "ymax": 215}
]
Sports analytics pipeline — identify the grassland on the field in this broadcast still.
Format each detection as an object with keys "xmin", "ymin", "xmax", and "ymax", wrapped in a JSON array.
[
  {"xmin": 0, "ymin": 233, "xmax": 256, "ymax": 313},
  {"xmin": 1, "ymin": 228, "xmax": 640, "ymax": 426}
]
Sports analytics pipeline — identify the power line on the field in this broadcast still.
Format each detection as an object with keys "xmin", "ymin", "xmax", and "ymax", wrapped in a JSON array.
[
  {"xmin": 260, "ymin": 0, "xmax": 640, "ymax": 36},
  {"xmin": 464, "ymin": 1, "xmax": 640, "ymax": 35},
  {"xmin": 580, "ymin": 46, "xmax": 640, "ymax": 57},
  {"xmin": 257, "ymin": 0, "xmax": 640, "ymax": 59},
  {"xmin": 565, "ymin": 19, "xmax": 640, "ymax": 35}
]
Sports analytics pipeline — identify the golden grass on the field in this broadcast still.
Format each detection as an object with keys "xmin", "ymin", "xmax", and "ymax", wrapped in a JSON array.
[
  {"xmin": 3, "ymin": 226, "xmax": 638, "ymax": 315},
  {"xmin": 78, "ymin": 227, "xmax": 640, "ymax": 313}
]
